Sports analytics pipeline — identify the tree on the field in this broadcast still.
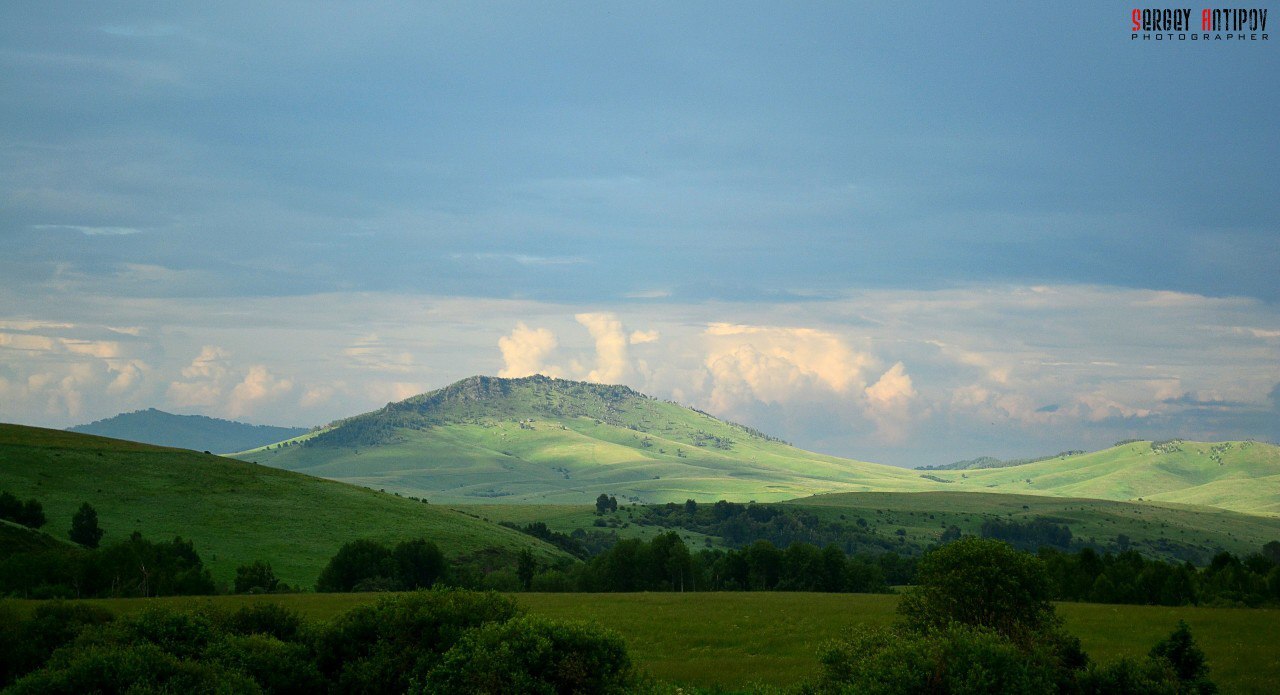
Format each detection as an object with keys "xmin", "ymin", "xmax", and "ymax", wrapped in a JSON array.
[
  {"xmin": 516, "ymin": 548, "xmax": 536, "ymax": 590},
  {"xmin": 595, "ymin": 494, "xmax": 612, "ymax": 515},
  {"xmin": 1150, "ymin": 620, "xmax": 1216, "ymax": 693},
  {"xmin": 898, "ymin": 537, "xmax": 1060, "ymax": 645},
  {"xmin": 0, "ymin": 492, "xmax": 45, "ymax": 529},
  {"xmin": 393, "ymin": 539, "xmax": 447, "ymax": 589},
  {"xmin": 234, "ymin": 561, "xmax": 280, "ymax": 594},
  {"xmin": 69, "ymin": 502, "xmax": 103, "ymax": 549},
  {"xmin": 315, "ymin": 539, "xmax": 395, "ymax": 592}
]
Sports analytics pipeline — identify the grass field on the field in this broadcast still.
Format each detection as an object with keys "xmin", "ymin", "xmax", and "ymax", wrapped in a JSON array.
[
  {"xmin": 10, "ymin": 592, "xmax": 1276, "ymax": 694},
  {"xmin": 0, "ymin": 424, "xmax": 568, "ymax": 587}
]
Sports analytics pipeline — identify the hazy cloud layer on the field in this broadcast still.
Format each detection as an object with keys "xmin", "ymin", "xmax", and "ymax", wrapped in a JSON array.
[{"xmin": 3, "ymin": 285, "xmax": 1276, "ymax": 466}]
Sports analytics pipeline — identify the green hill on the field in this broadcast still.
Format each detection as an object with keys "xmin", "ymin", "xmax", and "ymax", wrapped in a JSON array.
[
  {"xmin": 233, "ymin": 376, "xmax": 1280, "ymax": 517},
  {"xmin": 69, "ymin": 408, "xmax": 310, "ymax": 454},
  {"xmin": 233, "ymin": 375, "xmax": 939, "ymax": 505},
  {"xmin": 0, "ymin": 424, "xmax": 568, "ymax": 587},
  {"xmin": 924, "ymin": 440, "xmax": 1280, "ymax": 516}
]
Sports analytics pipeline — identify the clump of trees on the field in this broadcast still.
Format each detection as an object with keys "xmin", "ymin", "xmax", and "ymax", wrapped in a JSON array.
[
  {"xmin": 0, "ymin": 531, "xmax": 214, "ymax": 599},
  {"xmin": 810, "ymin": 537, "xmax": 1217, "ymax": 694},
  {"xmin": 0, "ymin": 491, "xmax": 45, "ymax": 529},
  {"xmin": 0, "ymin": 589, "xmax": 638, "ymax": 693},
  {"xmin": 1040, "ymin": 543, "xmax": 1280, "ymax": 607},
  {"xmin": 315, "ymin": 538, "xmax": 447, "ymax": 592}
]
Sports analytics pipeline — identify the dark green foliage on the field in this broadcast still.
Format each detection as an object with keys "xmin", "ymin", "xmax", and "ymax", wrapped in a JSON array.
[
  {"xmin": 1149, "ymin": 621, "xmax": 1216, "ymax": 693},
  {"xmin": 315, "ymin": 538, "xmax": 448, "ymax": 592},
  {"xmin": 203, "ymin": 633, "xmax": 326, "ymax": 695},
  {"xmin": 636, "ymin": 500, "xmax": 903, "ymax": 556},
  {"xmin": 416, "ymin": 615, "xmax": 633, "ymax": 694},
  {"xmin": 7, "ymin": 589, "xmax": 633, "ymax": 694},
  {"xmin": 1039, "ymin": 542, "xmax": 1280, "ymax": 607},
  {"xmin": 0, "ymin": 601, "xmax": 114, "ymax": 687},
  {"xmin": 499, "ymin": 520, "xmax": 587, "ymax": 558},
  {"xmin": 393, "ymin": 539, "xmax": 447, "ymax": 590},
  {"xmin": 516, "ymin": 548, "xmax": 536, "ymax": 590},
  {"xmin": 815, "ymin": 537, "xmax": 1214, "ymax": 695},
  {"xmin": 68, "ymin": 502, "xmax": 103, "ymax": 548},
  {"xmin": 235, "ymin": 560, "xmax": 280, "ymax": 594},
  {"xmin": 1077, "ymin": 658, "xmax": 1181, "ymax": 694},
  {"xmin": 6, "ymin": 641, "xmax": 260, "ymax": 694},
  {"xmin": 569, "ymin": 534, "xmax": 888, "ymax": 593},
  {"xmin": 979, "ymin": 516, "xmax": 1073, "ymax": 551},
  {"xmin": 314, "ymin": 589, "xmax": 520, "ymax": 693},
  {"xmin": 0, "ymin": 532, "xmax": 214, "ymax": 598},
  {"xmin": 315, "ymin": 539, "xmax": 395, "ymax": 592},
  {"xmin": 813, "ymin": 624, "xmax": 1065, "ymax": 695},
  {"xmin": 226, "ymin": 602, "xmax": 306, "ymax": 643},
  {"xmin": 0, "ymin": 491, "xmax": 45, "ymax": 529},
  {"xmin": 898, "ymin": 537, "xmax": 1059, "ymax": 643}
]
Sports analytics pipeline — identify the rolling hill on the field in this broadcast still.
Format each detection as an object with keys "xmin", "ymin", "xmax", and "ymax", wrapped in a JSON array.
[
  {"xmin": 231, "ymin": 376, "xmax": 1280, "ymax": 516},
  {"xmin": 0, "ymin": 424, "xmax": 568, "ymax": 587},
  {"xmin": 70, "ymin": 408, "xmax": 309, "ymax": 454},
  {"xmin": 232, "ymin": 375, "xmax": 940, "ymax": 505},
  {"xmin": 925, "ymin": 440, "xmax": 1280, "ymax": 516}
]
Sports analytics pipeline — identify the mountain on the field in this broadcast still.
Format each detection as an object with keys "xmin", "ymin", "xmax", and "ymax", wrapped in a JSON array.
[
  {"xmin": 917, "ymin": 450, "xmax": 1086, "ymax": 471},
  {"xmin": 235, "ymin": 376, "xmax": 1280, "ymax": 516},
  {"xmin": 924, "ymin": 440, "xmax": 1280, "ymax": 516},
  {"xmin": 0, "ymin": 424, "xmax": 567, "ymax": 586},
  {"xmin": 69, "ymin": 408, "xmax": 310, "ymax": 454},
  {"xmin": 233, "ymin": 375, "xmax": 939, "ymax": 505}
]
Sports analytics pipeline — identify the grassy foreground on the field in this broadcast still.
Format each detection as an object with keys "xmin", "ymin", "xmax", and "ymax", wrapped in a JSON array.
[{"xmin": 11, "ymin": 592, "xmax": 1277, "ymax": 693}]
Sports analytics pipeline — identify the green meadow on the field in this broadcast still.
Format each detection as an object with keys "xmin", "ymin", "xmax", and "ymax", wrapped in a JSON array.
[
  {"xmin": 0, "ymin": 424, "xmax": 566, "ymax": 587},
  {"xmin": 10, "ymin": 592, "xmax": 1276, "ymax": 694}
]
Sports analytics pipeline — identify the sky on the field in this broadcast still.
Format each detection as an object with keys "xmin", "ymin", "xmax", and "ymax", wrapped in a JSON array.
[{"xmin": 1, "ymin": 2, "xmax": 1277, "ymax": 467}]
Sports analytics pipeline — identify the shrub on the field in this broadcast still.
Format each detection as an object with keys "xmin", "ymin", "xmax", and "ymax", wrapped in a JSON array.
[
  {"xmin": 417, "ymin": 615, "xmax": 634, "ymax": 694},
  {"xmin": 314, "ymin": 589, "xmax": 520, "ymax": 693},
  {"xmin": 812, "ymin": 624, "xmax": 1067, "ymax": 695}
]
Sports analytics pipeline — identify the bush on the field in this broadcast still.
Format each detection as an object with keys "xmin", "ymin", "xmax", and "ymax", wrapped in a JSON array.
[
  {"xmin": 314, "ymin": 589, "xmax": 520, "ymax": 693},
  {"xmin": 812, "ymin": 624, "xmax": 1067, "ymax": 694},
  {"xmin": 235, "ymin": 560, "xmax": 280, "ymax": 594},
  {"xmin": 417, "ymin": 615, "xmax": 634, "ymax": 694}
]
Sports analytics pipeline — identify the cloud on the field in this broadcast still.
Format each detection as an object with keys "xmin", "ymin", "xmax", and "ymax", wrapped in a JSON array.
[
  {"xmin": 32, "ymin": 224, "xmax": 144, "ymax": 236},
  {"xmin": 498, "ymin": 322, "xmax": 560, "ymax": 378},
  {"xmin": 575, "ymin": 312, "xmax": 631, "ymax": 384},
  {"xmin": 629, "ymin": 329, "xmax": 660, "ymax": 345},
  {"xmin": 343, "ymin": 333, "xmax": 415, "ymax": 372},
  {"xmin": 863, "ymin": 362, "xmax": 917, "ymax": 442},
  {"xmin": 703, "ymin": 324, "xmax": 871, "ymax": 407},
  {"xmin": 228, "ymin": 365, "xmax": 293, "ymax": 417}
]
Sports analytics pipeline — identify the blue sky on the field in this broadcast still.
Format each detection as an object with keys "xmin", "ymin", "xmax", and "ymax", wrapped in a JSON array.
[{"xmin": 2, "ymin": 2, "xmax": 1277, "ymax": 466}]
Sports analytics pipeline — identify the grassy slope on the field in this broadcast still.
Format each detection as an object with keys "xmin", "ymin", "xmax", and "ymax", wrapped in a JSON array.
[
  {"xmin": 787, "ymin": 491, "xmax": 1280, "ymax": 562},
  {"xmin": 0, "ymin": 519, "xmax": 74, "ymax": 558},
  {"xmin": 236, "ymin": 376, "xmax": 937, "ymax": 505},
  {"xmin": 16, "ymin": 592, "xmax": 1277, "ymax": 694},
  {"xmin": 927, "ymin": 440, "xmax": 1280, "ymax": 516},
  {"xmin": 0, "ymin": 424, "xmax": 567, "ymax": 587}
]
